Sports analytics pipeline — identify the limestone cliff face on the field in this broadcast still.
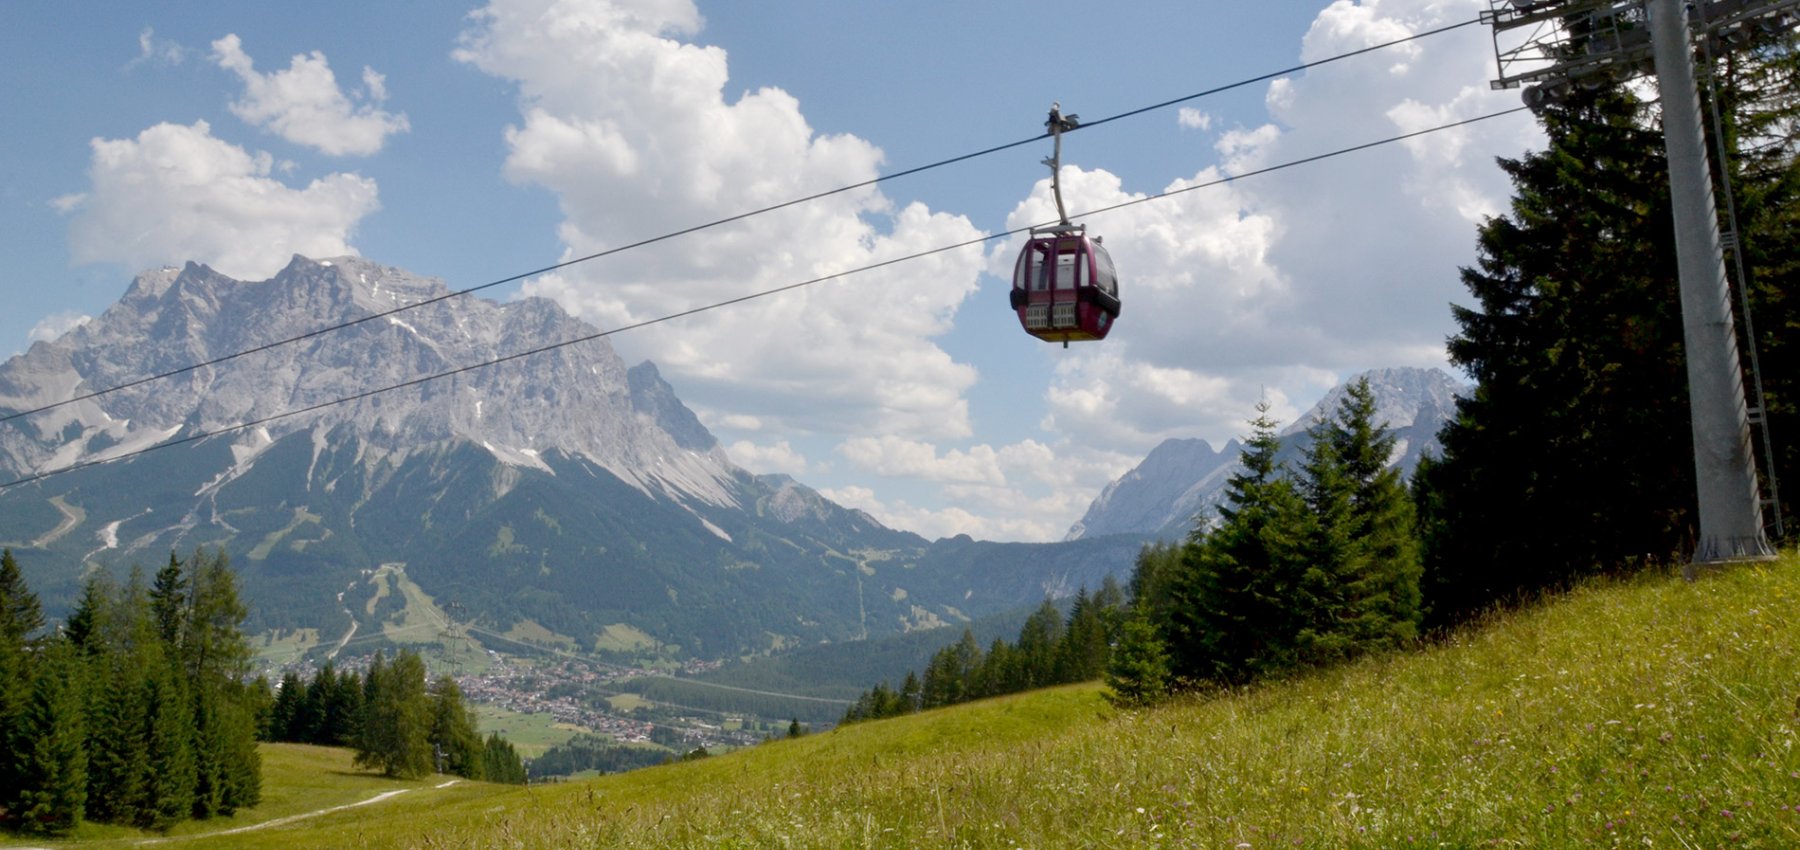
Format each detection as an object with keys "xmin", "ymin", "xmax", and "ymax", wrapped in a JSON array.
[{"xmin": 0, "ymin": 255, "xmax": 735, "ymax": 506}]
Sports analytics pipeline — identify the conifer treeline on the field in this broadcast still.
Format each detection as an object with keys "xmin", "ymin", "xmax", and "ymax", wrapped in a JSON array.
[
  {"xmin": 841, "ymin": 579, "xmax": 1128, "ymax": 723},
  {"xmin": 0, "ymin": 548, "xmax": 262, "ymax": 835},
  {"xmin": 1115, "ymin": 379, "xmax": 1424, "ymax": 698},
  {"xmin": 266, "ymin": 651, "xmax": 525, "ymax": 784},
  {"xmin": 840, "ymin": 379, "xmax": 1425, "ymax": 715}
]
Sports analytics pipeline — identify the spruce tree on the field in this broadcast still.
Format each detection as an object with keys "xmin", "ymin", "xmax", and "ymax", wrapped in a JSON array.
[
  {"xmin": 1296, "ymin": 378, "xmax": 1423, "ymax": 660},
  {"xmin": 13, "ymin": 637, "xmax": 87, "ymax": 835},
  {"xmin": 1294, "ymin": 433, "xmax": 1355, "ymax": 665},
  {"xmin": 426, "ymin": 676, "xmax": 483, "ymax": 778},
  {"xmin": 148, "ymin": 552, "xmax": 185, "ymax": 648},
  {"xmin": 1418, "ymin": 86, "xmax": 1697, "ymax": 623},
  {"xmin": 898, "ymin": 671, "xmax": 922, "ymax": 713},
  {"xmin": 1014, "ymin": 600, "xmax": 1064, "ymax": 689},
  {"xmin": 0, "ymin": 548, "xmax": 45, "ymax": 825},
  {"xmin": 141, "ymin": 662, "xmax": 196, "ymax": 830},
  {"xmin": 269, "ymin": 672, "xmax": 305, "ymax": 742},
  {"xmin": 1169, "ymin": 401, "xmax": 1310, "ymax": 685},
  {"xmin": 1105, "ymin": 611, "xmax": 1170, "ymax": 708},
  {"xmin": 1325, "ymin": 379, "xmax": 1423, "ymax": 651},
  {"xmin": 1054, "ymin": 589, "xmax": 1110, "ymax": 683},
  {"xmin": 481, "ymin": 733, "xmax": 526, "ymax": 785}
]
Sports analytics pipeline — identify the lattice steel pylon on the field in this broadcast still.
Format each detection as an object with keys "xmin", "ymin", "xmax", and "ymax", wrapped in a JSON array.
[{"xmin": 1483, "ymin": 0, "xmax": 1797, "ymax": 566}]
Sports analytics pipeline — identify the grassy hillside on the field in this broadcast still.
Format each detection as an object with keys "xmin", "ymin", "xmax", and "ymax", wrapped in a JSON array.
[{"xmin": 19, "ymin": 556, "xmax": 1800, "ymax": 848}]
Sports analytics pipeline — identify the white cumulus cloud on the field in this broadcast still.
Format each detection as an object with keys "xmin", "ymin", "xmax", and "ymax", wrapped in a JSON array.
[
  {"xmin": 212, "ymin": 34, "xmax": 410, "ymax": 156},
  {"xmin": 725, "ymin": 439, "xmax": 809, "ymax": 476},
  {"xmin": 455, "ymin": 0, "xmax": 987, "ymax": 441},
  {"xmin": 837, "ymin": 436, "xmax": 1005, "ymax": 486},
  {"xmin": 1016, "ymin": 0, "xmax": 1541, "ymax": 461},
  {"xmin": 61, "ymin": 121, "xmax": 380, "ymax": 280},
  {"xmin": 129, "ymin": 27, "xmax": 189, "ymax": 68},
  {"xmin": 27, "ymin": 312, "xmax": 92, "ymax": 344},
  {"xmin": 1177, "ymin": 107, "xmax": 1214, "ymax": 131}
]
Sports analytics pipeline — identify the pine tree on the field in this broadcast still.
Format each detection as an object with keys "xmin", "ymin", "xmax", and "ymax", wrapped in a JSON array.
[
  {"xmin": 269, "ymin": 672, "xmax": 306, "ymax": 742},
  {"xmin": 62, "ymin": 573, "xmax": 112, "ymax": 656},
  {"xmin": 426, "ymin": 676, "xmax": 483, "ymax": 778},
  {"xmin": 179, "ymin": 548, "xmax": 260, "ymax": 815},
  {"xmin": 141, "ymin": 662, "xmax": 196, "ymax": 830},
  {"xmin": 1054, "ymin": 589, "xmax": 1110, "ymax": 683},
  {"xmin": 1169, "ymin": 401, "xmax": 1311, "ymax": 685},
  {"xmin": 148, "ymin": 552, "xmax": 185, "ymax": 648},
  {"xmin": 1105, "ymin": 611, "xmax": 1170, "ymax": 708},
  {"xmin": 1325, "ymin": 379, "xmax": 1423, "ymax": 651},
  {"xmin": 355, "ymin": 650, "xmax": 433, "ymax": 778},
  {"xmin": 81, "ymin": 571, "xmax": 159, "ymax": 827},
  {"xmin": 1127, "ymin": 542, "xmax": 1186, "ymax": 641},
  {"xmin": 1015, "ymin": 600, "xmax": 1064, "ymax": 689},
  {"xmin": 481, "ymin": 733, "xmax": 526, "ymax": 785},
  {"xmin": 1294, "ymin": 433, "xmax": 1354, "ymax": 665},
  {"xmin": 182, "ymin": 548, "xmax": 253, "ymax": 685},
  {"xmin": 0, "ymin": 548, "xmax": 45, "ymax": 825},
  {"xmin": 322, "ymin": 667, "xmax": 364, "ymax": 746},
  {"xmin": 898, "ymin": 671, "xmax": 922, "ymax": 714},
  {"xmin": 1295, "ymin": 378, "xmax": 1424, "ymax": 661},
  {"xmin": 919, "ymin": 629, "xmax": 982, "ymax": 709},
  {"xmin": 1418, "ymin": 87, "xmax": 1697, "ymax": 623},
  {"xmin": 13, "ymin": 637, "xmax": 87, "ymax": 835}
]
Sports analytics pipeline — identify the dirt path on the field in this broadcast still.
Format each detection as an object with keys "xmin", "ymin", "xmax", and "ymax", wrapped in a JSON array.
[
  {"xmin": 29, "ymin": 496, "xmax": 84, "ymax": 548},
  {"xmin": 128, "ymin": 780, "xmax": 461, "ymax": 845}
]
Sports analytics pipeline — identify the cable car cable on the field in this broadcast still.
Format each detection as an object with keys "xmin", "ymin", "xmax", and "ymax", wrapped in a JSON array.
[
  {"xmin": 0, "ymin": 105, "xmax": 1529, "ymax": 494},
  {"xmin": 0, "ymin": 15, "xmax": 1483, "ymax": 428}
]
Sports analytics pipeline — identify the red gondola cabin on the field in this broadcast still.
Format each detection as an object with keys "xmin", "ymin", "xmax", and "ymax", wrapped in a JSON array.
[{"xmin": 1009, "ymin": 224, "xmax": 1120, "ymax": 344}]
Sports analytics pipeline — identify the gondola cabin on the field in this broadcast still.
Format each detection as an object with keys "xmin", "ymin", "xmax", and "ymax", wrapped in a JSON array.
[{"xmin": 1009, "ymin": 225, "xmax": 1120, "ymax": 344}]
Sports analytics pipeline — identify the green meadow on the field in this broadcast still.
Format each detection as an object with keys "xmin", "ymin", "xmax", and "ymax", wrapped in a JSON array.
[{"xmin": 14, "ymin": 554, "xmax": 1800, "ymax": 848}]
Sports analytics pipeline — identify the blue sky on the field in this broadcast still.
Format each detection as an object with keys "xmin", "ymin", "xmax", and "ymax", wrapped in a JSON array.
[{"xmin": 0, "ymin": 1, "xmax": 1544, "ymax": 541}]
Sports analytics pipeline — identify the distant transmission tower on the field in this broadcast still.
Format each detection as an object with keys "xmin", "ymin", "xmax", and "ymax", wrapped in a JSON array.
[
  {"xmin": 439, "ymin": 599, "xmax": 472, "ymax": 677},
  {"xmin": 1483, "ymin": 0, "xmax": 1796, "ymax": 567}
]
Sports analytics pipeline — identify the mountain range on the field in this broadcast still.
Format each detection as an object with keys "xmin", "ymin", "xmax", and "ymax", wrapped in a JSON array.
[
  {"xmin": 0, "ymin": 256, "xmax": 1144, "ymax": 660},
  {"xmin": 0, "ymin": 256, "xmax": 1461, "ymax": 665}
]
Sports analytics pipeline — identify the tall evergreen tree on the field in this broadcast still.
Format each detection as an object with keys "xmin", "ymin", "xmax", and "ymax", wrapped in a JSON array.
[
  {"xmin": 355, "ymin": 650, "xmax": 433, "ymax": 778},
  {"xmin": 1169, "ymin": 401, "xmax": 1310, "ymax": 685},
  {"xmin": 62, "ymin": 573, "xmax": 112, "ymax": 656},
  {"xmin": 919, "ymin": 629, "xmax": 982, "ymax": 709},
  {"xmin": 13, "ymin": 637, "xmax": 87, "ymax": 835},
  {"xmin": 427, "ymin": 676, "xmax": 483, "ymax": 779},
  {"xmin": 1127, "ymin": 542, "xmax": 1185, "ymax": 637},
  {"xmin": 0, "ymin": 548, "xmax": 45, "ymax": 825},
  {"xmin": 1417, "ymin": 87, "xmax": 1699, "ymax": 623},
  {"xmin": 1297, "ymin": 379, "xmax": 1424, "ymax": 658},
  {"xmin": 481, "ymin": 733, "xmax": 526, "ymax": 785},
  {"xmin": 268, "ymin": 672, "xmax": 306, "ymax": 742},
  {"xmin": 320, "ymin": 666, "xmax": 365, "ymax": 746},
  {"xmin": 1054, "ymin": 589, "xmax": 1111, "ymax": 683},
  {"xmin": 1105, "ymin": 611, "xmax": 1170, "ymax": 708},
  {"xmin": 1014, "ymin": 600, "xmax": 1064, "ymax": 689},
  {"xmin": 148, "ymin": 552, "xmax": 185, "ymax": 649},
  {"xmin": 141, "ymin": 663, "xmax": 196, "ymax": 830}
]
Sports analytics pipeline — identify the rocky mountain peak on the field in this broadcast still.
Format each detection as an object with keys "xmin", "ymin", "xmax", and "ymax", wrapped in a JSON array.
[
  {"xmin": 627, "ymin": 361, "xmax": 716, "ymax": 452},
  {"xmin": 0, "ymin": 256, "xmax": 739, "ymax": 507}
]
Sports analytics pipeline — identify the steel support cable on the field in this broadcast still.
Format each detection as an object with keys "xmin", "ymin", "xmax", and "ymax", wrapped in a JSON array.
[
  {"xmin": 0, "ymin": 106, "xmax": 1530, "ymax": 493},
  {"xmin": 0, "ymin": 16, "xmax": 1484, "ymax": 428}
]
